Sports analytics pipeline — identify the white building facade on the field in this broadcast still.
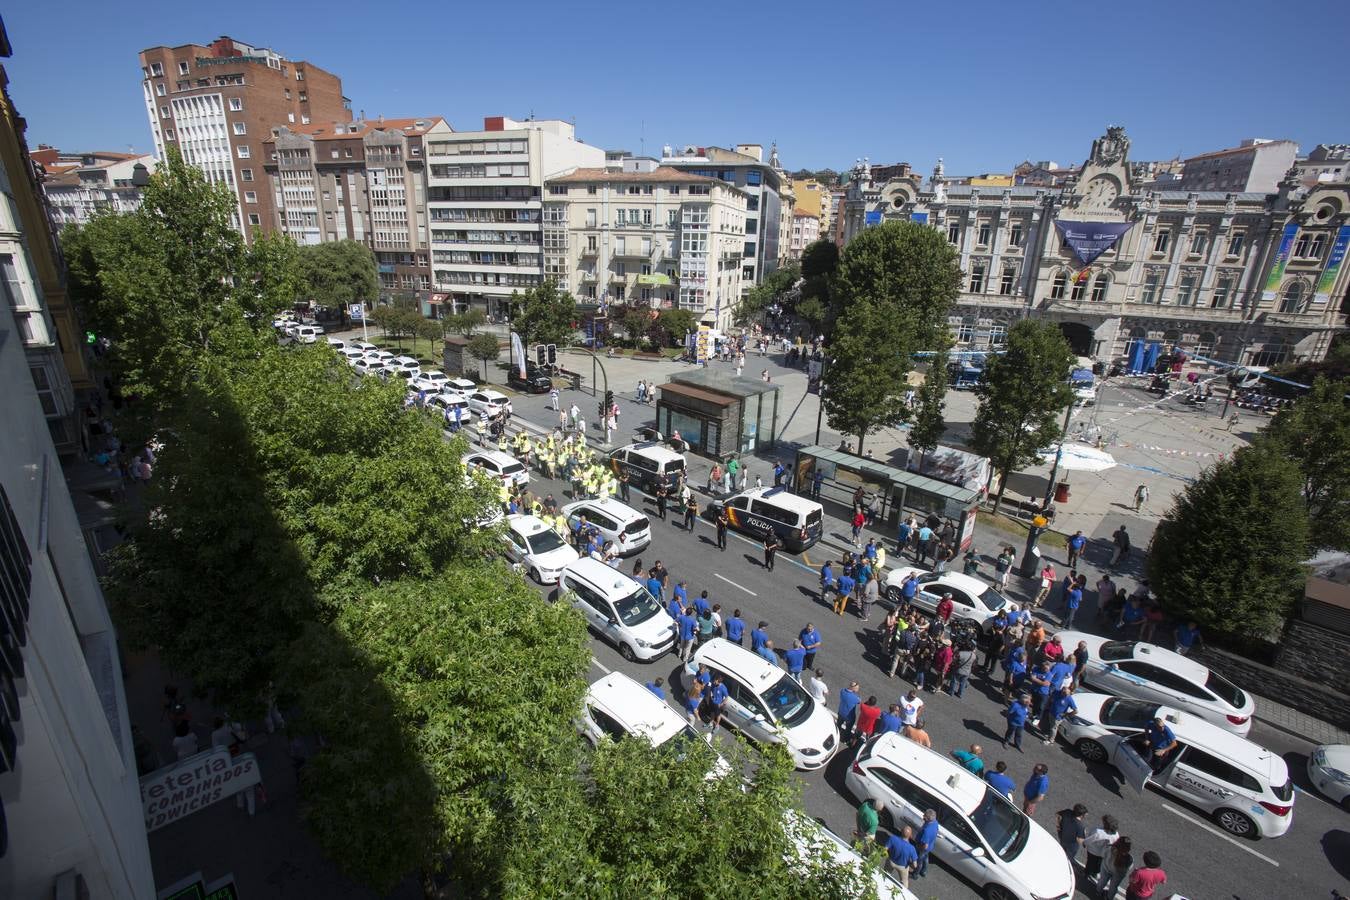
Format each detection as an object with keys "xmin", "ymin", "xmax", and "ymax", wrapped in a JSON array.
[
  {"xmin": 424, "ymin": 116, "xmax": 603, "ymax": 320},
  {"xmin": 544, "ymin": 159, "xmax": 747, "ymax": 330},
  {"xmin": 788, "ymin": 210, "xmax": 820, "ymax": 258},
  {"xmin": 39, "ymin": 152, "xmax": 156, "ymax": 230}
]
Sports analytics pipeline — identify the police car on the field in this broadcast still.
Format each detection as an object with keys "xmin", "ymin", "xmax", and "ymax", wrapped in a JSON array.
[
  {"xmin": 608, "ymin": 442, "xmax": 686, "ymax": 494},
  {"xmin": 711, "ymin": 486, "xmax": 823, "ymax": 552}
]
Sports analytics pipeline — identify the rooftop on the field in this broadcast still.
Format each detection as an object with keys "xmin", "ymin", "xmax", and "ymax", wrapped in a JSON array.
[
  {"xmin": 1185, "ymin": 140, "xmax": 1298, "ymax": 162},
  {"xmin": 266, "ymin": 118, "xmax": 444, "ymax": 142},
  {"xmin": 549, "ymin": 166, "xmax": 722, "ymax": 185}
]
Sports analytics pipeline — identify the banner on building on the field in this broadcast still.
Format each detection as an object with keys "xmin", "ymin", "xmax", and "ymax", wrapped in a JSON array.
[
  {"xmin": 1315, "ymin": 225, "xmax": 1350, "ymax": 302},
  {"xmin": 910, "ymin": 212, "xmax": 929, "ymax": 224},
  {"xmin": 864, "ymin": 211, "xmax": 883, "ymax": 227},
  {"xmin": 1262, "ymin": 222, "xmax": 1300, "ymax": 301},
  {"xmin": 1054, "ymin": 221, "xmax": 1134, "ymax": 266},
  {"xmin": 695, "ymin": 324, "xmax": 712, "ymax": 363},
  {"xmin": 141, "ymin": 748, "xmax": 261, "ymax": 833}
]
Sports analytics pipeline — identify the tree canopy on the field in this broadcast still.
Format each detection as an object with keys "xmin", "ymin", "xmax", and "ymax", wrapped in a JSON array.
[
  {"xmin": 1261, "ymin": 376, "xmax": 1350, "ymax": 550},
  {"xmin": 294, "ymin": 239, "xmax": 378, "ymax": 308},
  {"xmin": 968, "ymin": 319, "xmax": 1075, "ymax": 513},
  {"xmin": 735, "ymin": 262, "xmax": 799, "ymax": 325},
  {"xmin": 908, "ymin": 351, "xmax": 950, "ymax": 465},
  {"xmin": 509, "ymin": 279, "xmax": 577, "ymax": 347}
]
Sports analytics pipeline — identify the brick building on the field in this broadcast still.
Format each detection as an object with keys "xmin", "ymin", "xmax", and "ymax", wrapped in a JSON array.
[{"xmin": 138, "ymin": 36, "xmax": 350, "ymax": 239}]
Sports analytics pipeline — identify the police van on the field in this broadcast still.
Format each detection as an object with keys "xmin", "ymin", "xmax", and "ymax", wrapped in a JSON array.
[
  {"xmin": 607, "ymin": 442, "xmax": 686, "ymax": 494},
  {"xmin": 713, "ymin": 486, "xmax": 823, "ymax": 552}
]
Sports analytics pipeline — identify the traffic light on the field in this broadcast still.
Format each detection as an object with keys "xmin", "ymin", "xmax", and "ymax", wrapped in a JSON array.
[
  {"xmin": 546, "ymin": 343, "xmax": 558, "ymax": 366},
  {"xmin": 604, "ymin": 390, "xmax": 614, "ymax": 409},
  {"xmin": 534, "ymin": 344, "xmax": 547, "ymax": 368}
]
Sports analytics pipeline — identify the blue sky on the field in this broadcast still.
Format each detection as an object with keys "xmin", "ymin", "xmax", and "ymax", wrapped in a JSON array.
[{"xmin": 6, "ymin": 1, "xmax": 1348, "ymax": 175}]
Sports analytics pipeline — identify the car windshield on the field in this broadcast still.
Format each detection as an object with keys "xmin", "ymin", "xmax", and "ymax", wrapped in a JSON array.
[
  {"xmin": 970, "ymin": 787, "xmax": 1030, "ymax": 861},
  {"xmin": 1204, "ymin": 671, "xmax": 1247, "ymax": 709},
  {"xmin": 762, "ymin": 674, "xmax": 813, "ymax": 727},
  {"xmin": 974, "ymin": 586, "xmax": 1009, "ymax": 611},
  {"xmin": 1098, "ymin": 640, "xmax": 1137, "ymax": 662},
  {"xmin": 525, "ymin": 529, "xmax": 566, "ymax": 555},
  {"xmin": 621, "ymin": 517, "xmax": 651, "ymax": 536},
  {"xmin": 501, "ymin": 462, "xmax": 525, "ymax": 475},
  {"xmin": 614, "ymin": 584, "xmax": 662, "ymax": 626},
  {"xmin": 1099, "ymin": 698, "xmax": 1160, "ymax": 728},
  {"xmin": 665, "ymin": 458, "xmax": 685, "ymax": 473}
]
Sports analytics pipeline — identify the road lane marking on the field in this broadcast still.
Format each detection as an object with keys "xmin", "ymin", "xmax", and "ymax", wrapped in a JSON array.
[
  {"xmin": 1159, "ymin": 803, "xmax": 1279, "ymax": 866},
  {"xmin": 801, "ymin": 552, "xmax": 813, "ymax": 567},
  {"xmin": 714, "ymin": 573, "xmax": 758, "ymax": 596},
  {"xmin": 590, "ymin": 657, "xmax": 611, "ymax": 675}
]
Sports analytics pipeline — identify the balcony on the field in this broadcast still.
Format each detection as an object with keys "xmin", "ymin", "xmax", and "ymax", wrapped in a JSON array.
[{"xmin": 580, "ymin": 245, "xmax": 599, "ymax": 257}]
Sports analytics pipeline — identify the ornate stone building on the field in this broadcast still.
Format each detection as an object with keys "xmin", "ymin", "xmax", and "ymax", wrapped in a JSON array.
[{"xmin": 842, "ymin": 127, "xmax": 1349, "ymax": 366}]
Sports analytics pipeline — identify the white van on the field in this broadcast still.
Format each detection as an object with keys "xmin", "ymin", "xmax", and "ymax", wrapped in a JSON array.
[
  {"xmin": 557, "ymin": 557, "xmax": 676, "ymax": 662},
  {"xmin": 608, "ymin": 442, "xmax": 686, "ymax": 495},
  {"xmin": 561, "ymin": 497, "xmax": 652, "ymax": 555},
  {"xmin": 681, "ymin": 638, "xmax": 839, "ymax": 770}
]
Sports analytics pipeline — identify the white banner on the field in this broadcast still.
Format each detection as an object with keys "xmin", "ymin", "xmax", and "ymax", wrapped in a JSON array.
[
  {"xmin": 141, "ymin": 748, "xmax": 262, "ymax": 833},
  {"xmin": 510, "ymin": 331, "xmax": 526, "ymax": 378}
]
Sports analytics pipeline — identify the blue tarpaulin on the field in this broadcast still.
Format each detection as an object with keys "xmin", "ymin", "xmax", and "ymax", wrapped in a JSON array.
[
  {"xmin": 1128, "ymin": 340, "xmax": 1145, "ymax": 374},
  {"xmin": 1070, "ymin": 368, "xmax": 1094, "ymax": 383},
  {"xmin": 1143, "ymin": 341, "xmax": 1161, "ymax": 371}
]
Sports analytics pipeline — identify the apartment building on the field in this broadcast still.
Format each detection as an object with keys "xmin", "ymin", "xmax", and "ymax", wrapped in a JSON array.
[
  {"xmin": 34, "ymin": 149, "xmax": 155, "ymax": 230},
  {"xmin": 138, "ymin": 35, "xmax": 350, "ymax": 239},
  {"xmin": 544, "ymin": 157, "xmax": 748, "ymax": 329},
  {"xmin": 1176, "ymin": 138, "xmax": 1298, "ymax": 194},
  {"xmin": 263, "ymin": 117, "xmax": 442, "ymax": 299},
  {"xmin": 660, "ymin": 143, "xmax": 787, "ymax": 290},
  {"xmin": 788, "ymin": 209, "xmax": 820, "ymax": 259},
  {"xmin": 422, "ymin": 117, "xmax": 603, "ymax": 320},
  {"xmin": 0, "ymin": 20, "xmax": 156, "ymax": 899},
  {"xmin": 843, "ymin": 126, "xmax": 1350, "ymax": 366}
]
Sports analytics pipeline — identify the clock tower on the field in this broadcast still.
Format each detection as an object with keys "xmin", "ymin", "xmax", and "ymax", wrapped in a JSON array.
[{"xmin": 1066, "ymin": 125, "xmax": 1134, "ymax": 217}]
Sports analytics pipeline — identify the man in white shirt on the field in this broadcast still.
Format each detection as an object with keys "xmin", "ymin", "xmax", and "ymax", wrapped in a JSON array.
[
  {"xmin": 808, "ymin": 669, "xmax": 829, "ymax": 707},
  {"xmin": 1082, "ymin": 814, "xmax": 1119, "ymax": 880},
  {"xmin": 900, "ymin": 689, "xmax": 925, "ymax": 727}
]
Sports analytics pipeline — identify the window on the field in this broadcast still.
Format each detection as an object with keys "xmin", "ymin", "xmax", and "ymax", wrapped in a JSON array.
[
  {"xmin": 744, "ymin": 242, "xmax": 755, "ymax": 257},
  {"xmin": 1176, "ymin": 275, "xmax": 1197, "ymax": 306},
  {"xmin": 1190, "ymin": 231, "xmax": 1207, "ymax": 256},
  {"xmin": 667, "ymin": 209, "xmax": 678, "ymax": 227},
  {"xmin": 1294, "ymin": 233, "xmax": 1326, "ymax": 260},
  {"xmin": 287, "ymin": 113, "xmax": 295, "ymax": 123},
  {"xmin": 176, "ymin": 61, "xmax": 190, "ymax": 76},
  {"xmin": 156, "ymin": 83, "xmax": 166, "ymax": 97},
  {"xmin": 244, "ymin": 191, "xmax": 257, "ymax": 203},
  {"xmin": 237, "ymin": 145, "xmax": 251, "ymax": 159},
  {"xmin": 1227, "ymin": 231, "xmax": 1245, "ymax": 257},
  {"xmin": 745, "ymin": 170, "xmax": 762, "ymax": 186},
  {"xmin": 1050, "ymin": 272, "xmax": 1068, "ymax": 300},
  {"xmin": 1090, "ymin": 273, "xmax": 1110, "ymax": 302},
  {"xmin": 947, "ymin": 222, "xmax": 960, "ymax": 244},
  {"xmin": 299, "ymin": 92, "xmax": 308, "ymax": 102},
  {"xmin": 165, "ymin": 130, "xmax": 175, "ymax": 141},
  {"xmin": 1211, "ymin": 277, "xmax": 1233, "ymax": 308},
  {"xmin": 1179, "ymin": 747, "xmax": 1262, "ymax": 793},
  {"xmin": 1008, "ymin": 222, "xmax": 1024, "ymax": 248},
  {"xmin": 586, "ymin": 208, "xmax": 596, "ymax": 228},
  {"xmin": 160, "ymin": 105, "xmax": 169, "ymax": 118},
  {"xmin": 957, "ymin": 317, "xmax": 976, "ymax": 343},
  {"xmin": 643, "ymin": 210, "xmax": 652, "ymax": 226},
  {"xmin": 587, "ymin": 236, "xmax": 597, "ymax": 252},
  {"xmin": 746, "ymin": 196, "xmax": 759, "ymax": 212},
  {"xmin": 150, "ymin": 62, "xmax": 163, "ymax": 76},
  {"xmin": 233, "ymin": 122, "xmax": 247, "ymax": 135},
  {"xmin": 1070, "ymin": 273, "xmax": 1087, "ymax": 301},
  {"xmin": 1279, "ymin": 281, "xmax": 1306, "ymax": 313},
  {"xmin": 746, "ymin": 219, "xmax": 758, "ymax": 234},
  {"xmin": 1153, "ymin": 228, "xmax": 1171, "ymax": 254},
  {"xmin": 999, "ymin": 266, "xmax": 1016, "ymax": 295},
  {"xmin": 977, "ymin": 220, "xmax": 991, "ymax": 246},
  {"xmin": 1141, "ymin": 272, "xmax": 1161, "ymax": 305},
  {"xmin": 248, "ymin": 214, "xmax": 261, "ymax": 226},
  {"xmin": 229, "ymin": 97, "xmax": 242, "ymax": 111},
  {"xmin": 870, "ymin": 767, "xmax": 939, "ymax": 814},
  {"xmin": 548, "ymin": 185, "xmax": 567, "ymax": 196},
  {"xmin": 968, "ymin": 263, "xmax": 985, "ymax": 293}
]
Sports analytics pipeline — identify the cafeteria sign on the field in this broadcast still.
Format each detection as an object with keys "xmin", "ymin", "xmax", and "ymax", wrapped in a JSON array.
[
  {"xmin": 141, "ymin": 747, "xmax": 261, "ymax": 833},
  {"xmin": 1054, "ymin": 221, "xmax": 1134, "ymax": 266}
]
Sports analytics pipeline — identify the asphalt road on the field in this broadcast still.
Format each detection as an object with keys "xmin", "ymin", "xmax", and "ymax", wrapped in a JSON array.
[{"xmin": 499, "ymin": 460, "xmax": 1349, "ymax": 900}]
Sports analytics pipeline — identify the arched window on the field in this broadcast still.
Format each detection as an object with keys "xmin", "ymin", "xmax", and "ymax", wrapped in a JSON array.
[
  {"xmin": 1050, "ymin": 271, "xmax": 1068, "ymax": 300},
  {"xmin": 1279, "ymin": 281, "xmax": 1306, "ymax": 313},
  {"xmin": 1196, "ymin": 331, "xmax": 1217, "ymax": 357},
  {"xmin": 1251, "ymin": 340, "xmax": 1289, "ymax": 368},
  {"xmin": 1070, "ymin": 272, "xmax": 1088, "ymax": 301},
  {"xmin": 1090, "ymin": 273, "xmax": 1110, "ymax": 302},
  {"xmin": 957, "ymin": 316, "xmax": 977, "ymax": 343}
]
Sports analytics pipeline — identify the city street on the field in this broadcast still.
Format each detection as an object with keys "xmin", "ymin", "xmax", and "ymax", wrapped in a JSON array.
[{"xmin": 497, "ymin": 439, "xmax": 1347, "ymax": 900}]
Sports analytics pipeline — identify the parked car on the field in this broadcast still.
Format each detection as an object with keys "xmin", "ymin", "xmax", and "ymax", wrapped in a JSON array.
[
  {"xmin": 501, "ymin": 514, "xmax": 579, "ymax": 584},
  {"xmin": 508, "ymin": 366, "xmax": 553, "ymax": 393},
  {"xmin": 881, "ymin": 568, "xmax": 1012, "ymax": 632},
  {"xmin": 579, "ymin": 672, "xmax": 730, "ymax": 777},
  {"xmin": 389, "ymin": 355, "xmax": 421, "ymax": 378},
  {"xmin": 561, "ymin": 497, "xmax": 651, "ymax": 556},
  {"xmin": 349, "ymin": 340, "xmax": 378, "ymax": 355},
  {"xmin": 339, "ymin": 347, "xmax": 367, "ymax": 365},
  {"xmin": 710, "ymin": 486, "xmax": 824, "ymax": 552},
  {"xmin": 446, "ymin": 376, "xmax": 477, "ymax": 394},
  {"xmin": 467, "ymin": 389, "xmax": 513, "ymax": 417},
  {"xmin": 1058, "ymin": 693, "xmax": 1294, "ymax": 838},
  {"xmin": 846, "ymin": 733, "xmax": 1075, "ymax": 900},
  {"xmin": 461, "ymin": 449, "xmax": 529, "ymax": 488},
  {"xmin": 1060, "ymin": 632, "xmax": 1256, "ymax": 736},
  {"xmin": 557, "ymin": 557, "xmax": 676, "ymax": 662},
  {"xmin": 607, "ymin": 442, "xmax": 686, "ymax": 495},
  {"xmin": 325, "ymin": 337, "xmax": 346, "ymax": 350},
  {"xmin": 410, "ymin": 370, "xmax": 451, "ymax": 394},
  {"xmin": 1308, "ymin": 745, "xmax": 1350, "ymax": 810}
]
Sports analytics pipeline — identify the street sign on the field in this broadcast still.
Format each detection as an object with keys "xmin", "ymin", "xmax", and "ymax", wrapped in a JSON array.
[{"xmin": 349, "ymin": 303, "xmax": 365, "ymax": 322}]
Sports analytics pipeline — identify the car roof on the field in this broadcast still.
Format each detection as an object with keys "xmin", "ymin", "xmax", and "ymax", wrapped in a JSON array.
[
  {"xmin": 586, "ymin": 672, "xmax": 686, "ymax": 745},
  {"xmin": 506, "ymin": 514, "xmax": 551, "ymax": 537},
  {"xmin": 466, "ymin": 449, "xmax": 520, "ymax": 467},
  {"xmin": 866, "ymin": 733, "xmax": 990, "ymax": 813},
  {"xmin": 476, "ymin": 388, "xmax": 508, "ymax": 399},
  {"xmin": 921, "ymin": 571, "xmax": 991, "ymax": 597},
  {"xmin": 615, "ymin": 442, "xmax": 684, "ymax": 464},
  {"xmin": 1160, "ymin": 710, "xmax": 1284, "ymax": 777},
  {"xmin": 728, "ymin": 486, "xmax": 823, "ymax": 516},
  {"xmin": 564, "ymin": 497, "xmax": 645, "ymax": 522},
  {"xmin": 421, "ymin": 370, "xmax": 447, "ymax": 378},
  {"xmin": 694, "ymin": 638, "xmax": 786, "ymax": 689},
  {"xmin": 562, "ymin": 556, "xmax": 644, "ymax": 596}
]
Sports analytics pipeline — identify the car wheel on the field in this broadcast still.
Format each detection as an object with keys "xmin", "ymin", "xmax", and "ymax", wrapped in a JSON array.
[
  {"xmin": 885, "ymin": 586, "xmax": 900, "ymax": 604},
  {"xmin": 530, "ymin": 568, "xmax": 542, "ymax": 584},
  {"xmin": 984, "ymin": 884, "xmax": 1018, "ymax": 900},
  {"xmin": 619, "ymin": 643, "xmax": 637, "ymax": 663},
  {"xmin": 1215, "ymin": 808, "xmax": 1256, "ymax": 838},
  {"xmin": 1076, "ymin": 739, "xmax": 1107, "ymax": 762}
]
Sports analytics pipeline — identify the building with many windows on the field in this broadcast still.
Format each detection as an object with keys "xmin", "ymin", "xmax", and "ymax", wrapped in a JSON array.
[
  {"xmin": 262, "ymin": 117, "xmax": 442, "ymax": 300},
  {"xmin": 138, "ymin": 35, "xmax": 350, "ymax": 239},
  {"xmin": 33, "ymin": 149, "xmax": 155, "ymax": 230},
  {"xmin": 788, "ymin": 209, "xmax": 820, "ymax": 259},
  {"xmin": 544, "ymin": 158, "xmax": 747, "ymax": 329},
  {"xmin": 660, "ymin": 143, "xmax": 788, "ymax": 291},
  {"xmin": 843, "ymin": 126, "xmax": 1350, "ymax": 366},
  {"xmin": 1176, "ymin": 138, "xmax": 1298, "ymax": 194},
  {"xmin": 423, "ymin": 116, "xmax": 603, "ymax": 320}
]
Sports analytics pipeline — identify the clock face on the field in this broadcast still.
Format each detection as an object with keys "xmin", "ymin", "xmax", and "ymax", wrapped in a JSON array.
[{"xmin": 1086, "ymin": 176, "xmax": 1119, "ymax": 205}]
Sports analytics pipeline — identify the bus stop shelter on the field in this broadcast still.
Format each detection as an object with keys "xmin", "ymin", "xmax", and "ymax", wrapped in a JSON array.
[
  {"xmin": 655, "ymin": 370, "xmax": 780, "ymax": 461},
  {"xmin": 792, "ymin": 445, "xmax": 981, "ymax": 551}
]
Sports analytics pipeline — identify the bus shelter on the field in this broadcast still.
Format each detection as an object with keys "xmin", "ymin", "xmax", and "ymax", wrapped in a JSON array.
[{"xmin": 792, "ymin": 445, "xmax": 981, "ymax": 551}]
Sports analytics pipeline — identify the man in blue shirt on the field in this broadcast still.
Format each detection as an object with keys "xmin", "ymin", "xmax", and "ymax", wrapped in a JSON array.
[
  {"xmin": 676, "ymin": 610, "xmax": 698, "ymax": 661},
  {"xmin": 985, "ymin": 761, "xmax": 1016, "ymax": 799},
  {"xmin": 1040, "ymin": 686, "xmax": 1078, "ymax": 744},
  {"xmin": 1173, "ymin": 621, "xmax": 1204, "ymax": 655},
  {"xmin": 707, "ymin": 675, "xmax": 729, "ymax": 730},
  {"xmin": 837, "ymin": 680, "xmax": 861, "ymax": 738},
  {"xmin": 915, "ymin": 810, "xmax": 940, "ymax": 878},
  {"xmin": 672, "ymin": 581, "xmax": 688, "ymax": 607},
  {"xmin": 900, "ymin": 572, "xmax": 919, "ymax": 606},
  {"xmin": 800, "ymin": 624, "xmax": 822, "ymax": 668},
  {"xmin": 645, "ymin": 574, "xmax": 664, "ymax": 602},
  {"xmin": 666, "ymin": 595, "xmax": 682, "ymax": 624},
  {"xmin": 756, "ymin": 638, "xmax": 779, "ymax": 667},
  {"xmin": 1145, "ymin": 717, "xmax": 1178, "ymax": 772},
  {"xmin": 878, "ymin": 703, "xmax": 904, "ymax": 735},
  {"xmin": 1022, "ymin": 763, "xmax": 1050, "ymax": 815},
  {"xmin": 863, "ymin": 539, "xmax": 878, "ymax": 562},
  {"xmin": 896, "ymin": 519, "xmax": 913, "ymax": 554},
  {"xmin": 819, "ymin": 561, "xmax": 835, "ymax": 602},
  {"xmin": 916, "ymin": 525, "xmax": 934, "ymax": 564},
  {"xmin": 884, "ymin": 827, "xmax": 919, "ymax": 887},
  {"xmin": 1048, "ymin": 660, "xmax": 1076, "ymax": 695},
  {"xmin": 750, "ymin": 621, "xmax": 769, "ymax": 653},
  {"xmin": 645, "ymin": 677, "xmax": 665, "ymax": 699},
  {"xmin": 725, "ymin": 609, "xmax": 745, "ymax": 645},
  {"xmin": 1002, "ymin": 694, "xmax": 1032, "ymax": 750},
  {"xmin": 694, "ymin": 590, "xmax": 712, "ymax": 618},
  {"xmin": 1067, "ymin": 530, "xmax": 1087, "ymax": 567},
  {"xmin": 784, "ymin": 639, "xmax": 807, "ymax": 680},
  {"xmin": 1064, "ymin": 582, "xmax": 1084, "ymax": 629},
  {"xmin": 834, "ymin": 572, "xmax": 856, "ymax": 616}
]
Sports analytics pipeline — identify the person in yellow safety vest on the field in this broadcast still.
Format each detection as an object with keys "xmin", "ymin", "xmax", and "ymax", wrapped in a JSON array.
[
  {"xmin": 531, "ymin": 498, "xmax": 543, "ymax": 517},
  {"xmin": 875, "ymin": 545, "xmax": 887, "ymax": 571},
  {"xmin": 552, "ymin": 514, "xmax": 569, "ymax": 538},
  {"xmin": 497, "ymin": 482, "xmax": 511, "ymax": 509}
]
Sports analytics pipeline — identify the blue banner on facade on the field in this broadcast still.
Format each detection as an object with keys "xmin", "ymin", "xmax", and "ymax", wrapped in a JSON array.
[
  {"xmin": 1054, "ymin": 221, "xmax": 1134, "ymax": 266},
  {"xmin": 1315, "ymin": 224, "xmax": 1350, "ymax": 302},
  {"xmin": 1262, "ymin": 222, "xmax": 1300, "ymax": 301},
  {"xmin": 864, "ymin": 211, "xmax": 883, "ymax": 226},
  {"xmin": 910, "ymin": 212, "xmax": 929, "ymax": 224}
]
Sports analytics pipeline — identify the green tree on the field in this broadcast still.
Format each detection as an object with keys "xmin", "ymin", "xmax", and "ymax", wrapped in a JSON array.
[
  {"xmin": 656, "ymin": 308, "xmax": 697, "ymax": 347},
  {"xmin": 295, "ymin": 239, "xmax": 378, "ymax": 308},
  {"xmin": 414, "ymin": 316, "xmax": 444, "ymax": 358},
  {"xmin": 1148, "ymin": 442, "xmax": 1309, "ymax": 643},
  {"xmin": 467, "ymin": 333, "xmax": 501, "ymax": 379},
  {"xmin": 800, "ymin": 238, "xmax": 839, "ymax": 280},
  {"xmin": 615, "ymin": 305, "xmax": 654, "ymax": 348},
  {"xmin": 509, "ymin": 280, "xmax": 576, "ymax": 346},
  {"xmin": 908, "ymin": 350, "xmax": 950, "ymax": 467},
  {"xmin": 795, "ymin": 295, "xmax": 827, "ymax": 334},
  {"xmin": 1262, "ymin": 376, "xmax": 1350, "ymax": 550},
  {"xmin": 736, "ymin": 262, "xmax": 799, "ymax": 325},
  {"xmin": 969, "ymin": 319, "xmax": 1075, "ymax": 513},
  {"xmin": 443, "ymin": 308, "xmax": 487, "ymax": 337},
  {"xmin": 820, "ymin": 222, "xmax": 960, "ymax": 453}
]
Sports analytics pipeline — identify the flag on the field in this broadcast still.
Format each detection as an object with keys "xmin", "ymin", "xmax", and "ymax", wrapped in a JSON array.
[
  {"xmin": 1074, "ymin": 268, "xmax": 1091, "ymax": 284},
  {"xmin": 510, "ymin": 331, "xmax": 526, "ymax": 378}
]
